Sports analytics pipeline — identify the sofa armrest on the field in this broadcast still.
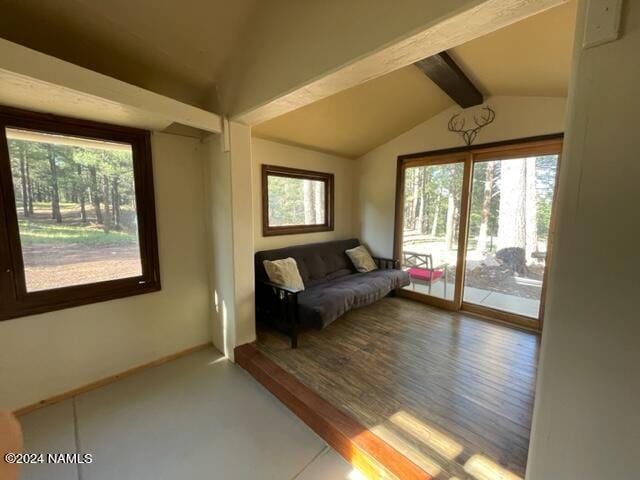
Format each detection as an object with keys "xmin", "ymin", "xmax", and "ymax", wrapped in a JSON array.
[
  {"xmin": 372, "ymin": 256, "xmax": 400, "ymax": 269},
  {"xmin": 262, "ymin": 280, "xmax": 303, "ymax": 296},
  {"xmin": 257, "ymin": 280, "xmax": 301, "ymax": 348}
]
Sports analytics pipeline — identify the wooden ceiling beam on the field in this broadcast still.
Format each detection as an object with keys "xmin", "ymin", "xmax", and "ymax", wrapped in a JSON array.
[
  {"xmin": 0, "ymin": 38, "xmax": 222, "ymax": 133},
  {"xmin": 415, "ymin": 51, "xmax": 483, "ymax": 108}
]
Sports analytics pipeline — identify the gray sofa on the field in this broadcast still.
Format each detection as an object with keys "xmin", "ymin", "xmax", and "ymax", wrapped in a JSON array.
[{"xmin": 255, "ymin": 239, "xmax": 410, "ymax": 347}]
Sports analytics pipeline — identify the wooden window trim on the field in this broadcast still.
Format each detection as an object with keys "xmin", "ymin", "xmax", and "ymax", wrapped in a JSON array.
[
  {"xmin": 393, "ymin": 133, "xmax": 564, "ymax": 331},
  {"xmin": 262, "ymin": 164, "xmax": 334, "ymax": 236},
  {"xmin": 0, "ymin": 106, "xmax": 161, "ymax": 321}
]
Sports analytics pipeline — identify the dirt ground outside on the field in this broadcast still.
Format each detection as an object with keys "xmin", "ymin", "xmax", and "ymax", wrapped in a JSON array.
[{"xmin": 22, "ymin": 243, "xmax": 142, "ymax": 292}]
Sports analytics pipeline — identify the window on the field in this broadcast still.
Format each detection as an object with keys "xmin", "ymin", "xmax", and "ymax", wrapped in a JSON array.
[
  {"xmin": 262, "ymin": 165, "xmax": 334, "ymax": 236},
  {"xmin": 0, "ymin": 106, "xmax": 160, "ymax": 321}
]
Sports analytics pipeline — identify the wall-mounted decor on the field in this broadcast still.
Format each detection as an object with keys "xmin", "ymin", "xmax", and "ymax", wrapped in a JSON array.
[{"xmin": 447, "ymin": 105, "xmax": 495, "ymax": 146}]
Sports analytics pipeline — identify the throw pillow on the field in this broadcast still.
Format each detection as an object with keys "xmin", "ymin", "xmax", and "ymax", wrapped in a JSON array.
[
  {"xmin": 346, "ymin": 245, "xmax": 378, "ymax": 273},
  {"xmin": 263, "ymin": 257, "xmax": 305, "ymax": 291}
]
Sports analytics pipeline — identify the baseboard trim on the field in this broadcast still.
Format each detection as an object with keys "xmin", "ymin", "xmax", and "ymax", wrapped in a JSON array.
[
  {"xmin": 13, "ymin": 342, "xmax": 212, "ymax": 417},
  {"xmin": 235, "ymin": 343, "xmax": 432, "ymax": 480}
]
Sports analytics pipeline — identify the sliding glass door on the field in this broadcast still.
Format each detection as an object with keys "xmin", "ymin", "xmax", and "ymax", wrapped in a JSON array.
[
  {"xmin": 463, "ymin": 154, "xmax": 559, "ymax": 321},
  {"xmin": 395, "ymin": 136, "xmax": 562, "ymax": 329},
  {"xmin": 396, "ymin": 154, "xmax": 470, "ymax": 309}
]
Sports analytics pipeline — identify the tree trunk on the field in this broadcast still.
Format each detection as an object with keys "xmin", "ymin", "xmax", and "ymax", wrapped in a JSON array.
[
  {"xmin": 525, "ymin": 157, "xmax": 538, "ymax": 262},
  {"xmin": 102, "ymin": 175, "xmax": 111, "ymax": 233},
  {"xmin": 19, "ymin": 143, "xmax": 29, "ymax": 218},
  {"xmin": 410, "ymin": 169, "xmax": 420, "ymax": 231},
  {"xmin": 77, "ymin": 164, "xmax": 87, "ymax": 223},
  {"xmin": 112, "ymin": 177, "xmax": 120, "ymax": 230},
  {"xmin": 476, "ymin": 162, "xmax": 495, "ymax": 252},
  {"xmin": 416, "ymin": 170, "xmax": 426, "ymax": 233},
  {"xmin": 47, "ymin": 145, "xmax": 63, "ymax": 223},
  {"xmin": 313, "ymin": 181, "xmax": 323, "ymax": 224},
  {"xmin": 89, "ymin": 166, "xmax": 103, "ymax": 224},
  {"xmin": 303, "ymin": 180, "xmax": 314, "ymax": 224},
  {"xmin": 430, "ymin": 200, "xmax": 439, "ymax": 237},
  {"xmin": 445, "ymin": 190, "xmax": 455, "ymax": 249},
  {"xmin": 415, "ymin": 196, "xmax": 423, "ymax": 234},
  {"xmin": 27, "ymin": 176, "xmax": 34, "ymax": 215},
  {"xmin": 25, "ymin": 153, "xmax": 34, "ymax": 214},
  {"xmin": 497, "ymin": 159, "xmax": 526, "ymax": 250},
  {"xmin": 79, "ymin": 195, "xmax": 87, "ymax": 224}
]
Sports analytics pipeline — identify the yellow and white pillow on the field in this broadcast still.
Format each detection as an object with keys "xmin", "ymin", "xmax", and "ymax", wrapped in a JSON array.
[
  {"xmin": 263, "ymin": 257, "xmax": 305, "ymax": 291},
  {"xmin": 346, "ymin": 245, "xmax": 378, "ymax": 273}
]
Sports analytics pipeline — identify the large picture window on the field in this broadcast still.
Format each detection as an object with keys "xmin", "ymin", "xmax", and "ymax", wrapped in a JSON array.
[
  {"xmin": 0, "ymin": 106, "xmax": 160, "ymax": 320},
  {"xmin": 262, "ymin": 165, "xmax": 334, "ymax": 236}
]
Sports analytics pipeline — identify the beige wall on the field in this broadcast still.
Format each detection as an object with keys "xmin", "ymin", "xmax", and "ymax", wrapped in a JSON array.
[
  {"xmin": 252, "ymin": 138, "xmax": 357, "ymax": 251},
  {"xmin": 0, "ymin": 133, "xmax": 211, "ymax": 411},
  {"xmin": 527, "ymin": 1, "xmax": 640, "ymax": 478},
  {"xmin": 355, "ymin": 95, "xmax": 566, "ymax": 257}
]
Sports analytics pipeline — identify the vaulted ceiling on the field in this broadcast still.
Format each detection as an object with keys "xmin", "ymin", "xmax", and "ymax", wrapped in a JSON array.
[
  {"xmin": 253, "ymin": 0, "xmax": 577, "ymax": 159},
  {"xmin": 0, "ymin": 0, "xmax": 257, "ymax": 108},
  {"xmin": 1, "ymin": 0, "xmax": 576, "ymax": 154}
]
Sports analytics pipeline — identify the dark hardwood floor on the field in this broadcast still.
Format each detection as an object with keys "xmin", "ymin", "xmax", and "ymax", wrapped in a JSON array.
[{"xmin": 255, "ymin": 297, "xmax": 539, "ymax": 480}]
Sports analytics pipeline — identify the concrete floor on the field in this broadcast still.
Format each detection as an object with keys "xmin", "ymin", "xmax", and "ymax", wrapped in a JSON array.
[{"xmin": 17, "ymin": 348, "xmax": 358, "ymax": 480}]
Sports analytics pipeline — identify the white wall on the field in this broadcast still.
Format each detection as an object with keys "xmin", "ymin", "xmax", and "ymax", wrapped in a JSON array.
[
  {"xmin": 252, "ymin": 138, "xmax": 357, "ymax": 251},
  {"xmin": 355, "ymin": 95, "xmax": 566, "ymax": 257},
  {"xmin": 203, "ymin": 134, "xmax": 236, "ymax": 357},
  {"xmin": 527, "ymin": 1, "xmax": 640, "ymax": 478},
  {"xmin": 0, "ymin": 133, "xmax": 211, "ymax": 411},
  {"xmin": 228, "ymin": 122, "xmax": 256, "ymax": 348},
  {"xmin": 204, "ymin": 123, "xmax": 256, "ymax": 358}
]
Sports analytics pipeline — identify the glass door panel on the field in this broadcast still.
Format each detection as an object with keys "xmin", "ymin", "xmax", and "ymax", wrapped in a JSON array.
[
  {"xmin": 463, "ymin": 155, "xmax": 559, "ymax": 319},
  {"xmin": 400, "ymin": 161, "xmax": 465, "ymax": 302}
]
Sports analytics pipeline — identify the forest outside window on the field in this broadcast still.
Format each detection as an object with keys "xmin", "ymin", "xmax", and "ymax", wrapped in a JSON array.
[
  {"xmin": 0, "ymin": 107, "xmax": 160, "ymax": 321},
  {"xmin": 262, "ymin": 165, "xmax": 334, "ymax": 236}
]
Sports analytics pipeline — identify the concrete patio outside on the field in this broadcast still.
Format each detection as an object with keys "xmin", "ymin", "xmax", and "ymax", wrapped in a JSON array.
[{"xmin": 404, "ymin": 280, "xmax": 540, "ymax": 319}]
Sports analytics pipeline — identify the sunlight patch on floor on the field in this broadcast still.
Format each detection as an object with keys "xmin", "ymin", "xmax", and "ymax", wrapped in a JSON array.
[
  {"xmin": 347, "ymin": 468, "xmax": 367, "ymax": 480},
  {"xmin": 370, "ymin": 424, "xmax": 442, "ymax": 477},
  {"xmin": 464, "ymin": 454, "xmax": 522, "ymax": 480},
  {"xmin": 207, "ymin": 356, "xmax": 228, "ymax": 365},
  {"xmin": 390, "ymin": 411, "xmax": 463, "ymax": 460}
]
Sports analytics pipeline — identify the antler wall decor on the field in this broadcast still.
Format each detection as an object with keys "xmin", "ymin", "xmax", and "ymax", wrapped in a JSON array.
[{"xmin": 447, "ymin": 106, "xmax": 495, "ymax": 146}]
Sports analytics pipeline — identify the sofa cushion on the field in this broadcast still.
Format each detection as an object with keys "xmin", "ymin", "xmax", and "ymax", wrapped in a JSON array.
[
  {"xmin": 255, "ymin": 239, "xmax": 360, "ymax": 288},
  {"xmin": 407, "ymin": 267, "xmax": 443, "ymax": 282},
  {"xmin": 297, "ymin": 269, "xmax": 410, "ymax": 329}
]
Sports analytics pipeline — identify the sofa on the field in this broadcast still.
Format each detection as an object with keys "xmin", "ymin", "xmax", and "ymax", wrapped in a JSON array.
[{"xmin": 255, "ymin": 238, "xmax": 410, "ymax": 347}]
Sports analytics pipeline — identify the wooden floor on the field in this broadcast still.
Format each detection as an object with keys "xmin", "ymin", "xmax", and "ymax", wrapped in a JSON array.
[{"xmin": 256, "ymin": 297, "xmax": 540, "ymax": 480}]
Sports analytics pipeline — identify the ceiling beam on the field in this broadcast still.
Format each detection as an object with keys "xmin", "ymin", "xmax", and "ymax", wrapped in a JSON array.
[
  {"xmin": 0, "ymin": 38, "xmax": 222, "ymax": 133},
  {"xmin": 414, "ymin": 51, "xmax": 483, "ymax": 108},
  {"xmin": 228, "ymin": 0, "xmax": 566, "ymax": 125}
]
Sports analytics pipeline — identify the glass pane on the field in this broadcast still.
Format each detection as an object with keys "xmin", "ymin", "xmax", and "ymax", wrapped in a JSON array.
[
  {"xmin": 401, "ymin": 162, "xmax": 464, "ymax": 301},
  {"xmin": 6, "ymin": 128, "xmax": 143, "ymax": 292},
  {"xmin": 463, "ymin": 155, "xmax": 559, "ymax": 318},
  {"xmin": 267, "ymin": 176, "xmax": 326, "ymax": 227}
]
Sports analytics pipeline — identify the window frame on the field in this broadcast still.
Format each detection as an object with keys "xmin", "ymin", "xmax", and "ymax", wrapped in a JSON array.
[
  {"xmin": 261, "ymin": 164, "xmax": 334, "ymax": 236},
  {"xmin": 0, "ymin": 106, "xmax": 161, "ymax": 321}
]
